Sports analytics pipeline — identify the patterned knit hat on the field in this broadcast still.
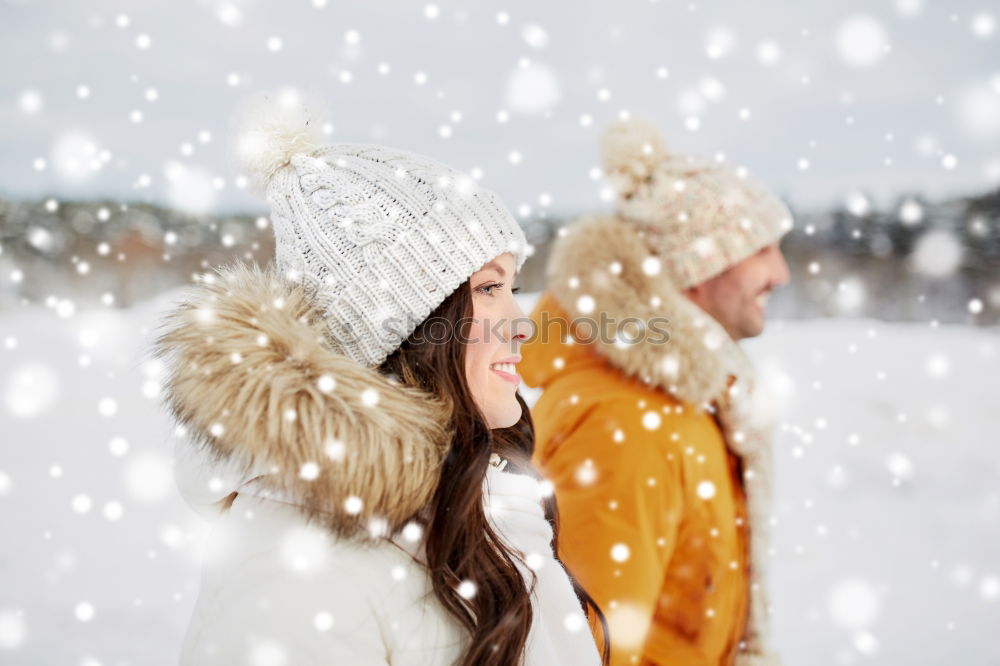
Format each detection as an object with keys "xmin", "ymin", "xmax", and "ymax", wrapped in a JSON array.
[
  {"xmin": 233, "ymin": 89, "xmax": 528, "ymax": 368},
  {"xmin": 600, "ymin": 117, "xmax": 793, "ymax": 289}
]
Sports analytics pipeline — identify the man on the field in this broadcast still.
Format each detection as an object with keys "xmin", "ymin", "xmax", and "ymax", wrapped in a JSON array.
[{"xmin": 519, "ymin": 118, "xmax": 792, "ymax": 665}]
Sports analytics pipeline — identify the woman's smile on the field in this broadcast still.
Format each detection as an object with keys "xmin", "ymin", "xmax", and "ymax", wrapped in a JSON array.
[{"xmin": 489, "ymin": 355, "xmax": 522, "ymax": 385}]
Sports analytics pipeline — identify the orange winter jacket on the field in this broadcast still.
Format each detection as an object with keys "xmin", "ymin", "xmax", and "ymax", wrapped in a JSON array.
[{"xmin": 522, "ymin": 293, "xmax": 752, "ymax": 666}]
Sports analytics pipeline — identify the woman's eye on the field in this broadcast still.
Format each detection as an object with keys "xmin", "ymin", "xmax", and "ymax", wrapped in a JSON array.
[{"xmin": 476, "ymin": 282, "xmax": 518, "ymax": 296}]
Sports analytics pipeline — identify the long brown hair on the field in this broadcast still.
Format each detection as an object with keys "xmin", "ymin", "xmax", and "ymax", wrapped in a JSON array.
[{"xmin": 380, "ymin": 281, "xmax": 610, "ymax": 666}]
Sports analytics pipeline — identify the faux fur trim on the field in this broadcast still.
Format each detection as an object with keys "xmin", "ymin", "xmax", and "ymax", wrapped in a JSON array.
[
  {"xmin": 153, "ymin": 262, "xmax": 450, "ymax": 537},
  {"xmin": 546, "ymin": 214, "xmax": 738, "ymax": 407}
]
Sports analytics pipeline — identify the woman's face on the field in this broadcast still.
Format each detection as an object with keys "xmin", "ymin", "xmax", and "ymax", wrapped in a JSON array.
[{"xmin": 465, "ymin": 253, "xmax": 528, "ymax": 429}]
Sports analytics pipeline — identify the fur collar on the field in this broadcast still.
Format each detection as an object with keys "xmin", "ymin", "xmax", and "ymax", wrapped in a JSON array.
[
  {"xmin": 546, "ymin": 214, "xmax": 748, "ymax": 408},
  {"xmin": 154, "ymin": 263, "xmax": 450, "ymax": 538}
]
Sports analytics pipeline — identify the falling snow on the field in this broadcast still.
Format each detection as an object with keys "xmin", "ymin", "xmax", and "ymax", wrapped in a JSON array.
[{"xmin": 0, "ymin": 1, "xmax": 998, "ymax": 664}]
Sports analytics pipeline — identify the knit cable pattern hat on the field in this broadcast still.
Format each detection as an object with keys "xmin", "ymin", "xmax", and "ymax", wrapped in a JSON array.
[
  {"xmin": 600, "ymin": 117, "xmax": 793, "ymax": 289},
  {"xmin": 233, "ymin": 89, "xmax": 528, "ymax": 367}
]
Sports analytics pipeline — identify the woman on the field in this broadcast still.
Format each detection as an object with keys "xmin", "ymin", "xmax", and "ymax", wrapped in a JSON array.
[{"xmin": 155, "ymin": 92, "xmax": 608, "ymax": 665}]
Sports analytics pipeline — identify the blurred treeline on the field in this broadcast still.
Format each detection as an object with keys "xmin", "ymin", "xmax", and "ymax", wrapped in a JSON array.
[{"xmin": 1, "ymin": 188, "xmax": 998, "ymax": 324}]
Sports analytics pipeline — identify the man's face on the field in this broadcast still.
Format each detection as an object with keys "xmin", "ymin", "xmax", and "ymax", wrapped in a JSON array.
[{"xmin": 684, "ymin": 242, "xmax": 790, "ymax": 341}]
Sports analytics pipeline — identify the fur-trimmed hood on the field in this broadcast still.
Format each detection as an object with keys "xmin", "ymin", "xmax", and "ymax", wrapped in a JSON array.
[
  {"xmin": 539, "ymin": 213, "xmax": 751, "ymax": 408},
  {"xmin": 154, "ymin": 263, "xmax": 450, "ymax": 537}
]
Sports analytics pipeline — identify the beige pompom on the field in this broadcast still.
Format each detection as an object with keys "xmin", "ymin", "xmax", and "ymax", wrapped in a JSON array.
[
  {"xmin": 231, "ymin": 87, "xmax": 328, "ymax": 194},
  {"xmin": 599, "ymin": 118, "xmax": 668, "ymax": 197}
]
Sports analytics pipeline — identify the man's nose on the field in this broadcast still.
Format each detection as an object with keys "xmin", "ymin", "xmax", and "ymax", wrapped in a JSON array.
[{"xmin": 773, "ymin": 249, "xmax": 791, "ymax": 287}]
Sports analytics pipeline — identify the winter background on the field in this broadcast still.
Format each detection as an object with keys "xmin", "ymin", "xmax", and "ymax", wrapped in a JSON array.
[{"xmin": 1, "ymin": 0, "xmax": 999, "ymax": 664}]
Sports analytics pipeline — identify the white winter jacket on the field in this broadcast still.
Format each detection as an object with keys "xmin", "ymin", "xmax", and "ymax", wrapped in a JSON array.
[{"xmin": 157, "ymin": 263, "xmax": 601, "ymax": 666}]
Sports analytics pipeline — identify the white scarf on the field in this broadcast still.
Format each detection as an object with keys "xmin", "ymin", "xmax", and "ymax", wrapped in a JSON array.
[{"xmin": 714, "ymin": 345, "xmax": 781, "ymax": 666}]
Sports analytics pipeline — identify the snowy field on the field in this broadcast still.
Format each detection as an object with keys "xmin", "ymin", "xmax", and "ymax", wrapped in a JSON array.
[{"xmin": 0, "ymin": 290, "xmax": 998, "ymax": 665}]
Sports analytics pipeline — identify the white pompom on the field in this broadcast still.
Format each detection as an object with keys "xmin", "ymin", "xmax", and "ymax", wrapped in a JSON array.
[
  {"xmin": 599, "ymin": 118, "xmax": 668, "ymax": 197},
  {"xmin": 231, "ymin": 88, "xmax": 329, "ymax": 194}
]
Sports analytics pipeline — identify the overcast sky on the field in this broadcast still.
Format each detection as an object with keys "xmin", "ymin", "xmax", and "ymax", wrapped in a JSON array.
[{"xmin": 1, "ymin": 0, "xmax": 998, "ymax": 218}]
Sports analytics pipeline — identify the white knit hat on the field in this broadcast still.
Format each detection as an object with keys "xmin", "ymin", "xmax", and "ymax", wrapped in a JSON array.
[
  {"xmin": 233, "ymin": 90, "xmax": 528, "ymax": 367},
  {"xmin": 600, "ymin": 117, "xmax": 793, "ymax": 289}
]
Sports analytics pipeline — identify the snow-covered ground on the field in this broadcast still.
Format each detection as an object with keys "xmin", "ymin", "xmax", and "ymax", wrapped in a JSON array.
[{"xmin": 1, "ymin": 291, "xmax": 997, "ymax": 665}]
